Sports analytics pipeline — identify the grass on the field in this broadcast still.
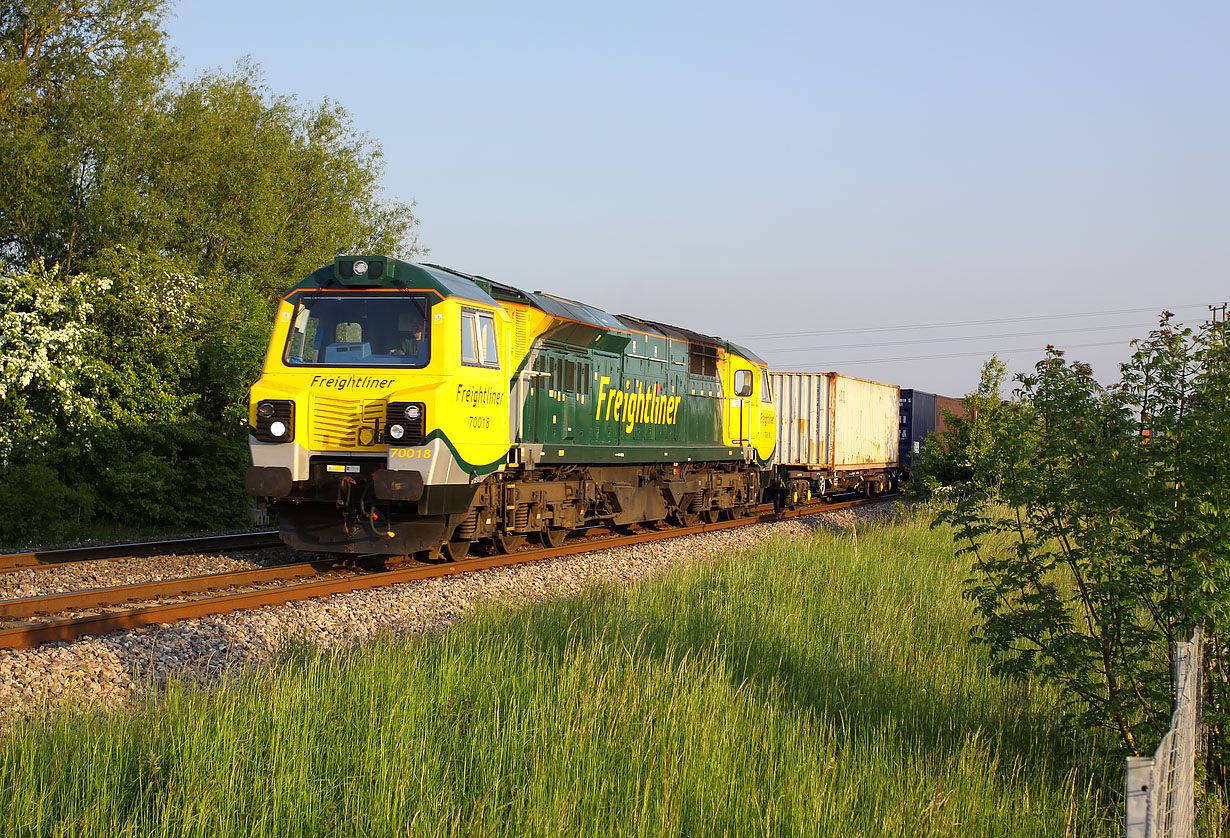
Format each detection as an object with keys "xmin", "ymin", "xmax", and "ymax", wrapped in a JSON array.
[{"xmin": 0, "ymin": 507, "xmax": 1121, "ymax": 836}]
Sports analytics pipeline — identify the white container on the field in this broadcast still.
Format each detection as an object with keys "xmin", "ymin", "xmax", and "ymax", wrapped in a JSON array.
[{"xmin": 770, "ymin": 372, "xmax": 899, "ymax": 470}]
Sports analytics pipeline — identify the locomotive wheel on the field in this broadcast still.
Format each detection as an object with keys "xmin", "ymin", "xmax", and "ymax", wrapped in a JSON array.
[
  {"xmin": 703, "ymin": 509, "xmax": 720, "ymax": 524},
  {"xmin": 493, "ymin": 533, "xmax": 525, "ymax": 554},
  {"xmin": 441, "ymin": 540, "xmax": 471, "ymax": 562},
  {"xmin": 679, "ymin": 512, "xmax": 700, "ymax": 528},
  {"xmin": 540, "ymin": 527, "xmax": 568, "ymax": 549}
]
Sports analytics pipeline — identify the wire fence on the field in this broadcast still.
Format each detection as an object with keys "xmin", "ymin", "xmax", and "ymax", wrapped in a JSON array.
[{"xmin": 1125, "ymin": 630, "xmax": 1204, "ymax": 838}]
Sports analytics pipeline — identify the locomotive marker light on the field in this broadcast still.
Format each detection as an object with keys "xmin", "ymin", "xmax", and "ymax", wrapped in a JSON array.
[
  {"xmin": 254, "ymin": 399, "xmax": 294, "ymax": 443},
  {"xmin": 352, "ymin": 259, "xmax": 368, "ymax": 276}
]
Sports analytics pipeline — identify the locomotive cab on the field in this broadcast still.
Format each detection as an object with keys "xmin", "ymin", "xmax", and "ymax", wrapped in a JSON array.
[{"xmin": 246, "ymin": 256, "xmax": 514, "ymax": 554}]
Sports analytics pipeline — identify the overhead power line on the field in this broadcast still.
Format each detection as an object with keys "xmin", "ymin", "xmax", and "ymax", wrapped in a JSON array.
[
  {"xmin": 731, "ymin": 303, "xmax": 1207, "ymax": 341},
  {"xmin": 776, "ymin": 338, "xmax": 1139, "ymax": 368},
  {"xmin": 764, "ymin": 320, "xmax": 1153, "ymax": 355}
]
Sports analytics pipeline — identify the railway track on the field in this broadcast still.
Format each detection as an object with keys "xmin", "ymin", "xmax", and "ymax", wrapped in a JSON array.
[
  {"xmin": 0, "ymin": 495, "xmax": 896, "ymax": 650},
  {"xmin": 0, "ymin": 531, "xmax": 283, "ymax": 575}
]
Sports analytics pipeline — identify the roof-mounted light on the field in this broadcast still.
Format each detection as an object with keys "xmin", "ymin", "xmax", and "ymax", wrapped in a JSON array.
[{"xmin": 334, "ymin": 256, "xmax": 393, "ymax": 285}]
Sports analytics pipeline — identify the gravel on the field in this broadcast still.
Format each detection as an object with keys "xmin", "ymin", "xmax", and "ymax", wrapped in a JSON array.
[
  {"xmin": 0, "ymin": 547, "xmax": 305, "ymax": 601},
  {"xmin": 0, "ymin": 502, "xmax": 903, "ymax": 731}
]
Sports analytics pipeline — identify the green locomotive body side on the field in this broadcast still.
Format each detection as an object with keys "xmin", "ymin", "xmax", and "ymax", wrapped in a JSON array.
[{"xmin": 517, "ymin": 333, "xmax": 739, "ymax": 466}]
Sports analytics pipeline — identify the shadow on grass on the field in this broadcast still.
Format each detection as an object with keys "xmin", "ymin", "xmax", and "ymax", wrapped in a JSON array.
[{"xmin": 510, "ymin": 562, "xmax": 1112, "ymax": 795}]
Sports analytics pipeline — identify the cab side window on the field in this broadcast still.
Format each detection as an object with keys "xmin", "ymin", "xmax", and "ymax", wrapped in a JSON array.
[
  {"xmin": 761, "ymin": 370, "xmax": 773, "ymax": 404},
  {"xmin": 733, "ymin": 369, "xmax": 753, "ymax": 398},
  {"xmin": 462, "ymin": 308, "xmax": 500, "ymax": 369}
]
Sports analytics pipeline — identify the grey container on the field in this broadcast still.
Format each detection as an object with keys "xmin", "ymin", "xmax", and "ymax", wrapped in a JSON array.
[{"xmin": 770, "ymin": 372, "xmax": 900, "ymax": 470}]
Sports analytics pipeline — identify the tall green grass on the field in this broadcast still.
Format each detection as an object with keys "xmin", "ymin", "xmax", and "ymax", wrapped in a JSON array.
[{"xmin": 0, "ymin": 507, "xmax": 1119, "ymax": 836}]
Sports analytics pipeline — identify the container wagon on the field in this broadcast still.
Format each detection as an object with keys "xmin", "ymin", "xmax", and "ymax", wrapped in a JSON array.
[
  {"xmin": 769, "ymin": 372, "xmax": 899, "ymax": 501},
  {"xmin": 899, "ymin": 389, "xmax": 970, "ymax": 470}
]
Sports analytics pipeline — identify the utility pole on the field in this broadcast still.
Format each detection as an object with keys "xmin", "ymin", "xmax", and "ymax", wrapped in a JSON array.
[{"xmin": 1211, "ymin": 303, "xmax": 1228, "ymax": 355}]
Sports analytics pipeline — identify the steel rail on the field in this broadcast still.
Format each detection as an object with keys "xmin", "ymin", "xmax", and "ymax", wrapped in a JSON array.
[
  {"xmin": 0, "ymin": 560, "xmax": 350, "ymax": 620},
  {"xmin": 0, "ymin": 531, "xmax": 284, "ymax": 574},
  {"xmin": 0, "ymin": 495, "xmax": 896, "ymax": 650}
]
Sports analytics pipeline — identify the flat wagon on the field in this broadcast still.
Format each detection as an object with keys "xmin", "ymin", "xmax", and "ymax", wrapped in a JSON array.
[{"xmin": 769, "ymin": 372, "xmax": 899, "ymax": 499}]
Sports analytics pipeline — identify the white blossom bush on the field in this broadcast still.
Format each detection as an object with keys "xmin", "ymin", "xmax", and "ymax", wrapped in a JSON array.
[{"xmin": 0, "ymin": 262, "xmax": 110, "ymax": 457}]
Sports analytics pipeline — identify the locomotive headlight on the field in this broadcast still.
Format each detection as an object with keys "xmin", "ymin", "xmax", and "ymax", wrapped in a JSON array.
[
  {"xmin": 385, "ymin": 401, "xmax": 424, "ymax": 444},
  {"xmin": 352, "ymin": 259, "xmax": 368, "ymax": 276},
  {"xmin": 253, "ymin": 399, "xmax": 294, "ymax": 443}
]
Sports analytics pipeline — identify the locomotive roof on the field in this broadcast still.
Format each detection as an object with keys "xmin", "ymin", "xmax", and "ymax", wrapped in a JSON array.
[
  {"xmin": 285, "ymin": 257, "xmax": 500, "ymax": 307},
  {"xmin": 291, "ymin": 256, "xmax": 763, "ymax": 362}
]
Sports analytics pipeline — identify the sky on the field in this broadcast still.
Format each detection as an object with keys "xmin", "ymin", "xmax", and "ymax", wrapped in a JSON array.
[{"xmin": 165, "ymin": 0, "xmax": 1229, "ymax": 397}]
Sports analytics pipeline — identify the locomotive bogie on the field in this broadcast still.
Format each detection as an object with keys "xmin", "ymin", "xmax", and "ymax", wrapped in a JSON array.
[{"xmin": 446, "ymin": 461, "xmax": 760, "ymax": 545}]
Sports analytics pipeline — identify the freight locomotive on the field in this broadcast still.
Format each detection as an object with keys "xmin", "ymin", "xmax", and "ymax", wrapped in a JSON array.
[{"xmin": 244, "ymin": 256, "xmax": 942, "ymax": 559}]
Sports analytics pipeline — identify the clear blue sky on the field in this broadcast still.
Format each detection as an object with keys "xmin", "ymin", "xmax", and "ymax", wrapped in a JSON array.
[{"xmin": 166, "ymin": 0, "xmax": 1228, "ymax": 396}]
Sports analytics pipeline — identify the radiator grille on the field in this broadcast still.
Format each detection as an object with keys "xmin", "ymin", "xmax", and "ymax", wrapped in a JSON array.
[
  {"xmin": 309, "ymin": 395, "xmax": 386, "ymax": 450},
  {"xmin": 512, "ymin": 308, "xmax": 529, "ymax": 358}
]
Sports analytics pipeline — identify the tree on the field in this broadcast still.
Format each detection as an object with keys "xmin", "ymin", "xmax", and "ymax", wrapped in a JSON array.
[
  {"xmin": 117, "ymin": 63, "xmax": 419, "ymax": 291},
  {"xmin": 2, "ymin": 4, "xmax": 420, "ymax": 282},
  {"xmin": 0, "ymin": 0, "xmax": 170, "ymax": 272},
  {"xmin": 0, "ymin": 0, "xmax": 424, "ymax": 546},
  {"xmin": 933, "ymin": 316, "xmax": 1230, "ymax": 766},
  {"xmin": 909, "ymin": 355, "xmax": 1008, "ymax": 496}
]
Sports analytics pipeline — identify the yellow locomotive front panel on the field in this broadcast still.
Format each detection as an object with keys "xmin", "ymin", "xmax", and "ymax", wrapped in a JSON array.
[{"xmin": 246, "ymin": 257, "xmax": 518, "ymax": 553}]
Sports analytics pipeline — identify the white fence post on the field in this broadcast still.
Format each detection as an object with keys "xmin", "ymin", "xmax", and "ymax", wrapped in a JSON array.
[
  {"xmin": 1125, "ymin": 756, "xmax": 1153, "ymax": 838},
  {"xmin": 1123, "ymin": 630, "xmax": 1203, "ymax": 838}
]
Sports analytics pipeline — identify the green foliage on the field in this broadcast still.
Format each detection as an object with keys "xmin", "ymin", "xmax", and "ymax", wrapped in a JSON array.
[
  {"xmin": 908, "ymin": 356, "xmax": 1010, "ymax": 497},
  {"xmin": 0, "ymin": 461, "xmax": 96, "ymax": 544},
  {"xmin": 929, "ymin": 317, "xmax": 1230, "ymax": 768},
  {"xmin": 0, "ymin": 424, "xmax": 248, "ymax": 546},
  {"xmin": 115, "ymin": 62, "xmax": 419, "ymax": 292},
  {"xmin": 83, "ymin": 247, "xmax": 208, "ymax": 426},
  {"xmin": 0, "ymin": 250, "xmax": 273, "ymax": 545},
  {"xmin": 0, "ymin": 0, "xmax": 171, "ymax": 272},
  {"xmin": 0, "ymin": 0, "xmax": 423, "ymax": 545}
]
